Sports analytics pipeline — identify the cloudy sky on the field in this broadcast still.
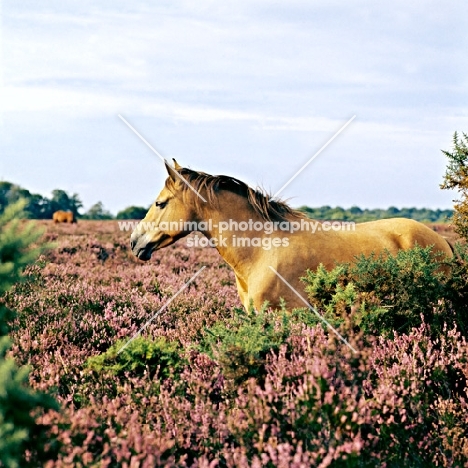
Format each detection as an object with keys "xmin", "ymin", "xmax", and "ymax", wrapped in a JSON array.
[{"xmin": 1, "ymin": 0, "xmax": 467, "ymax": 213}]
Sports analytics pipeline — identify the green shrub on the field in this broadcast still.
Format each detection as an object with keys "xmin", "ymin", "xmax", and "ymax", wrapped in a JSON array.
[
  {"xmin": 201, "ymin": 304, "xmax": 293, "ymax": 384},
  {"xmin": 302, "ymin": 244, "xmax": 468, "ymax": 338},
  {"xmin": 0, "ymin": 201, "xmax": 46, "ymax": 336},
  {"xmin": 86, "ymin": 336, "xmax": 185, "ymax": 380},
  {"xmin": 0, "ymin": 337, "xmax": 59, "ymax": 467},
  {"xmin": 441, "ymin": 131, "xmax": 468, "ymax": 240},
  {"xmin": 0, "ymin": 200, "xmax": 58, "ymax": 467}
]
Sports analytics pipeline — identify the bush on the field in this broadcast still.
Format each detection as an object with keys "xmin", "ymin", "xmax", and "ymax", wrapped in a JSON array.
[
  {"xmin": 441, "ymin": 131, "xmax": 468, "ymax": 240},
  {"xmin": 0, "ymin": 201, "xmax": 58, "ymax": 467},
  {"xmin": 86, "ymin": 336, "xmax": 185, "ymax": 381},
  {"xmin": 201, "ymin": 304, "xmax": 294, "ymax": 385},
  {"xmin": 302, "ymin": 244, "xmax": 468, "ymax": 338}
]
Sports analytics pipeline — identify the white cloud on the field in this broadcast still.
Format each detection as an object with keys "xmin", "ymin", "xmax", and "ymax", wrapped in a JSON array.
[{"xmin": 1, "ymin": 1, "xmax": 467, "ymax": 211}]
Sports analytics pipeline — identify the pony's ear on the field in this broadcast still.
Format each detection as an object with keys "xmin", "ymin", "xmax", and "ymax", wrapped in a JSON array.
[
  {"xmin": 172, "ymin": 158, "xmax": 182, "ymax": 170},
  {"xmin": 165, "ymin": 159, "xmax": 178, "ymax": 182}
]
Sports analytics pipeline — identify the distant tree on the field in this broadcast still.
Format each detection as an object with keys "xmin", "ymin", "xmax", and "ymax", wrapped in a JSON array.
[
  {"xmin": 116, "ymin": 205, "xmax": 149, "ymax": 220},
  {"xmin": 0, "ymin": 182, "xmax": 14, "ymax": 213},
  {"xmin": 0, "ymin": 182, "xmax": 30, "ymax": 214},
  {"xmin": 0, "ymin": 182, "xmax": 50, "ymax": 219},
  {"xmin": 349, "ymin": 205, "xmax": 363, "ymax": 215},
  {"xmin": 0, "ymin": 182, "xmax": 83, "ymax": 219},
  {"xmin": 82, "ymin": 201, "xmax": 114, "ymax": 220},
  {"xmin": 50, "ymin": 189, "xmax": 82, "ymax": 218},
  {"xmin": 441, "ymin": 132, "xmax": 468, "ymax": 240},
  {"xmin": 329, "ymin": 207, "xmax": 347, "ymax": 220},
  {"xmin": 298, "ymin": 205, "xmax": 453, "ymax": 223},
  {"xmin": 26, "ymin": 193, "xmax": 54, "ymax": 219}
]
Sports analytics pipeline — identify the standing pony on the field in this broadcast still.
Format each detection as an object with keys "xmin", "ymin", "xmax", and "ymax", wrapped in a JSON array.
[
  {"xmin": 53, "ymin": 210, "xmax": 76, "ymax": 223},
  {"xmin": 130, "ymin": 161, "xmax": 453, "ymax": 310}
]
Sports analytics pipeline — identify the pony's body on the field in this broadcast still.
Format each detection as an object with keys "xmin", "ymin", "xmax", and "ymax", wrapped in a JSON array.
[
  {"xmin": 53, "ymin": 210, "xmax": 76, "ymax": 223},
  {"xmin": 130, "ymin": 162, "xmax": 452, "ymax": 310}
]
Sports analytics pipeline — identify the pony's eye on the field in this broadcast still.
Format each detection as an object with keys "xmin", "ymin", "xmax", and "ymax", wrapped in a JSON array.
[{"xmin": 155, "ymin": 200, "xmax": 168, "ymax": 209}]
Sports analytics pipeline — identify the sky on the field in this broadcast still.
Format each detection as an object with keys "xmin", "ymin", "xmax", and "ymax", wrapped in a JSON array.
[{"xmin": 1, "ymin": 0, "xmax": 467, "ymax": 214}]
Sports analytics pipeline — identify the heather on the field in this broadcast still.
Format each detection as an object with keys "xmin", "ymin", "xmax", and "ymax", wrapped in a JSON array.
[{"xmin": 3, "ymin": 220, "xmax": 468, "ymax": 466}]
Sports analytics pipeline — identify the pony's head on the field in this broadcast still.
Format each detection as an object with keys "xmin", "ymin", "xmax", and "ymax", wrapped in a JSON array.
[
  {"xmin": 130, "ymin": 160, "xmax": 198, "ymax": 261},
  {"xmin": 130, "ymin": 160, "xmax": 302, "ymax": 261}
]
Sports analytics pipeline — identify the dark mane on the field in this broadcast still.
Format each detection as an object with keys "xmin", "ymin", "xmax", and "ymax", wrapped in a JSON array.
[{"xmin": 166, "ymin": 167, "xmax": 305, "ymax": 222}]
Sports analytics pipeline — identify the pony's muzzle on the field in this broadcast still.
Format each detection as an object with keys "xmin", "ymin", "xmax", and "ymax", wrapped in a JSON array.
[
  {"xmin": 131, "ymin": 237, "xmax": 153, "ymax": 261},
  {"xmin": 130, "ymin": 231, "xmax": 149, "ymax": 260},
  {"xmin": 130, "ymin": 230, "xmax": 169, "ymax": 261},
  {"xmin": 130, "ymin": 231, "xmax": 139, "ymax": 252}
]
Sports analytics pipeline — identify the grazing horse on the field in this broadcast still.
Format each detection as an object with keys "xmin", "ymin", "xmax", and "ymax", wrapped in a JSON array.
[
  {"xmin": 53, "ymin": 210, "xmax": 76, "ymax": 223},
  {"xmin": 130, "ymin": 160, "xmax": 453, "ymax": 310}
]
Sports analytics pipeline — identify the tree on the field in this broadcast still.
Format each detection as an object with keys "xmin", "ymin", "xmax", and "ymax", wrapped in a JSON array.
[
  {"xmin": 0, "ymin": 183, "xmax": 83, "ymax": 219},
  {"xmin": 349, "ymin": 205, "xmax": 363, "ymax": 215},
  {"xmin": 441, "ymin": 132, "xmax": 468, "ymax": 240},
  {"xmin": 116, "ymin": 205, "xmax": 149, "ymax": 220},
  {"xmin": 25, "ymin": 193, "xmax": 53, "ymax": 219},
  {"xmin": 0, "ymin": 200, "xmax": 58, "ymax": 466},
  {"xmin": 82, "ymin": 201, "xmax": 114, "ymax": 220},
  {"xmin": 0, "ymin": 182, "xmax": 31, "ymax": 216},
  {"xmin": 50, "ymin": 189, "xmax": 82, "ymax": 218}
]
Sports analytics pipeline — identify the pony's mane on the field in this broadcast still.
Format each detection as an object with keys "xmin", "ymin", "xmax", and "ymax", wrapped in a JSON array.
[{"xmin": 166, "ymin": 167, "xmax": 305, "ymax": 222}]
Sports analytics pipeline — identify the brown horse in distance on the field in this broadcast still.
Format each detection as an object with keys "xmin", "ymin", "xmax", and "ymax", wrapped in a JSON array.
[
  {"xmin": 53, "ymin": 210, "xmax": 76, "ymax": 223},
  {"xmin": 130, "ymin": 160, "xmax": 453, "ymax": 310}
]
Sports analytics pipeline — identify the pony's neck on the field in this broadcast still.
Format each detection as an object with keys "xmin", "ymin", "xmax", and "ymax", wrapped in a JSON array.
[{"xmin": 198, "ymin": 190, "xmax": 265, "ymax": 273}]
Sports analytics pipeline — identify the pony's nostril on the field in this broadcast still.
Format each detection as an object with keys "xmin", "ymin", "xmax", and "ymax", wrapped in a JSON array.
[{"xmin": 130, "ymin": 239, "xmax": 136, "ymax": 250}]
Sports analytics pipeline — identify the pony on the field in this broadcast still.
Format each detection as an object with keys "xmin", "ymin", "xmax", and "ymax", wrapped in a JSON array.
[
  {"xmin": 53, "ymin": 210, "xmax": 76, "ymax": 223},
  {"xmin": 130, "ymin": 160, "xmax": 453, "ymax": 310}
]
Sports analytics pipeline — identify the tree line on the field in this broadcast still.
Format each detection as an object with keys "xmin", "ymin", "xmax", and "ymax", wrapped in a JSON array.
[
  {"xmin": 298, "ymin": 205, "xmax": 453, "ymax": 223},
  {"xmin": 0, "ymin": 179, "xmax": 454, "ymax": 222},
  {"xmin": 0, "ymin": 181, "xmax": 148, "ymax": 220}
]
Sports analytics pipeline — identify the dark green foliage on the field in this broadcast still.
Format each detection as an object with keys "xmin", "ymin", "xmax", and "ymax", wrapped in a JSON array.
[
  {"xmin": 441, "ymin": 131, "xmax": 468, "ymax": 240},
  {"xmin": 81, "ymin": 201, "xmax": 114, "ymax": 220},
  {"xmin": 302, "ymin": 244, "xmax": 468, "ymax": 338},
  {"xmin": 299, "ymin": 205, "xmax": 453, "ymax": 223},
  {"xmin": 86, "ymin": 336, "xmax": 185, "ymax": 380},
  {"xmin": 0, "ymin": 337, "xmax": 59, "ymax": 467},
  {"xmin": 0, "ymin": 181, "xmax": 83, "ymax": 219},
  {"xmin": 0, "ymin": 200, "xmax": 48, "ymax": 336},
  {"xmin": 116, "ymin": 205, "xmax": 149, "ymax": 219},
  {"xmin": 0, "ymin": 201, "xmax": 58, "ymax": 467},
  {"xmin": 201, "ymin": 304, "xmax": 293, "ymax": 384},
  {"xmin": 50, "ymin": 189, "xmax": 82, "ymax": 218}
]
